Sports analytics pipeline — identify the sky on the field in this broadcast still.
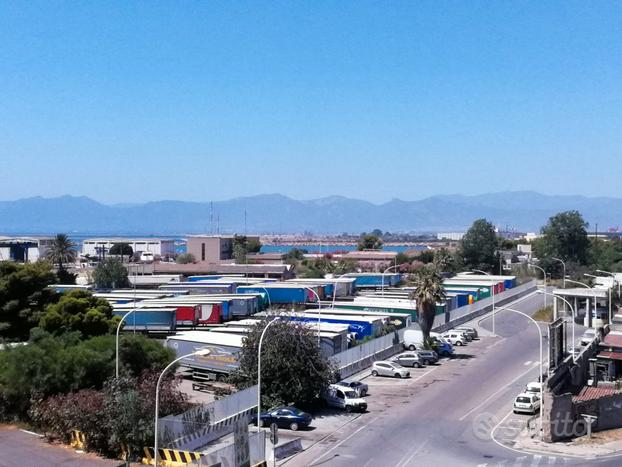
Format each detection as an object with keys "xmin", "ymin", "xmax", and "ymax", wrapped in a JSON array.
[{"xmin": 1, "ymin": 1, "xmax": 621, "ymax": 204}]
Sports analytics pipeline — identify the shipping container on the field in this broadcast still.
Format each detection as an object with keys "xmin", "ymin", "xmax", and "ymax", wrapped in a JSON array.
[
  {"xmin": 454, "ymin": 273, "xmax": 517, "ymax": 289},
  {"xmin": 113, "ymin": 308, "xmax": 176, "ymax": 332},
  {"xmin": 307, "ymin": 306, "xmax": 411, "ymax": 329},
  {"xmin": 283, "ymin": 312, "xmax": 386, "ymax": 340},
  {"xmin": 159, "ymin": 283, "xmax": 236, "ymax": 295},
  {"xmin": 342, "ymin": 272, "xmax": 402, "ymax": 288},
  {"xmin": 166, "ymin": 331, "xmax": 244, "ymax": 374},
  {"xmin": 237, "ymin": 285, "xmax": 320, "ymax": 304}
]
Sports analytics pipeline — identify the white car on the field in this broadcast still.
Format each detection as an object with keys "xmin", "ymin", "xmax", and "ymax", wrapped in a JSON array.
[
  {"xmin": 513, "ymin": 393, "xmax": 541, "ymax": 415},
  {"xmin": 441, "ymin": 332, "xmax": 467, "ymax": 346},
  {"xmin": 524, "ymin": 381, "xmax": 542, "ymax": 395},
  {"xmin": 371, "ymin": 361, "xmax": 411, "ymax": 378},
  {"xmin": 580, "ymin": 329, "xmax": 596, "ymax": 346}
]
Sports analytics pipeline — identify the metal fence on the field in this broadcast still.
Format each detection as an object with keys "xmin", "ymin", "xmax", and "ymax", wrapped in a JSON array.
[
  {"xmin": 331, "ymin": 332, "xmax": 399, "ymax": 368},
  {"xmin": 188, "ymin": 432, "xmax": 266, "ymax": 466}
]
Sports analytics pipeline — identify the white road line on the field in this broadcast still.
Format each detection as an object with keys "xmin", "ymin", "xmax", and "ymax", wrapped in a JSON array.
[
  {"xmin": 395, "ymin": 439, "xmax": 429, "ymax": 467},
  {"xmin": 547, "ymin": 456, "xmax": 556, "ymax": 464},
  {"xmin": 311, "ymin": 416, "xmax": 379, "ymax": 465},
  {"xmin": 513, "ymin": 456, "xmax": 528, "ymax": 466},
  {"xmin": 410, "ymin": 367, "xmax": 437, "ymax": 382},
  {"xmin": 458, "ymin": 364, "xmax": 541, "ymax": 421},
  {"xmin": 524, "ymin": 361, "xmax": 532, "ymax": 366},
  {"xmin": 530, "ymin": 454, "xmax": 542, "ymax": 466}
]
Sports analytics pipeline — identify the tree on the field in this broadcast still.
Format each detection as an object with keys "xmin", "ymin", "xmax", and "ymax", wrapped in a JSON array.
[
  {"xmin": 39, "ymin": 289, "xmax": 118, "ymax": 337},
  {"xmin": 395, "ymin": 252, "xmax": 412, "ymax": 266},
  {"xmin": 284, "ymin": 248, "xmax": 308, "ymax": 265},
  {"xmin": 0, "ymin": 261, "xmax": 57, "ymax": 340},
  {"xmin": 357, "ymin": 234, "xmax": 382, "ymax": 251},
  {"xmin": 232, "ymin": 235, "xmax": 262, "ymax": 263},
  {"xmin": 109, "ymin": 243, "xmax": 133, "ymax": 262},
  {"xmin": 433, "ymin": 248, "xmax": 458, "ymax": 273},
  {"xmin": 229, "ymin": 319, "xmax": 335, "ymax": 409},
  {"xmin": 45, "ymin": 234, "xmax": 77, "ymax": 275},
  {"xmin": 176, "ymin": 253, "xmax": 196, "ymax": 264},
  {"xmin": 459, "ymin": 219, "xmax": 499, "ymax": 272},
  {"xmin": 417, "ymin": 250, "xmax": 435, "ymax": 264},
  {"xmin": 93, "ymin": 258, "xmax": 130, "ymax": 289},
  {"xmin": 408, "ymin": 266, "xmax": 446, "ymax": 347},
  {"xmin": 535, "ymin": 211, "xmax": 590, "ymax": 267}
]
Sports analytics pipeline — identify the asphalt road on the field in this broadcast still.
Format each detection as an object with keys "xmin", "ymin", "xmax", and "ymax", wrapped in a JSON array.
[
  {"xmin": 0, "ymin": 426, "xmax": 118, "ymax": 467},
  {"xmin": 287, "ymin": 292, "xmax": 621, "ymax": 467}
]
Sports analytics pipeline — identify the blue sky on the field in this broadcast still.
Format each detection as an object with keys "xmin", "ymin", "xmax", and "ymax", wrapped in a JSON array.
[{"xmin": 1, "ymin": 1, "xmax": 621, "ymax": 204}]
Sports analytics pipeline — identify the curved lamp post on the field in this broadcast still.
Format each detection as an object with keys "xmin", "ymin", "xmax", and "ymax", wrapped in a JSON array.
[
  {"xmin": 381, "ymin": 265, "xmax": 400, "ymax": 297},
  {"xmin": 529, "ymin": 263, "xmax": 547, "ymax": 309},
  {"xmin": 257, "ymin": 317, "xmax": 280, "ymax": 433},
  {"xmin": 551, "ymin": 258, "xmax": 566, "ymax": 289},
  {"xmin": 115, "ymin": 308, "xmax": 136, "ymax": 379},
  {"xmin": 498, "ymin": 306, "xmax": 545, "ymax": 440},
  {"xmin": 538, "ymin": 290, "xmax": 577, "ymax": 361},
  {"xmin": 472, "ymin": 269, "xmax": 495, "ymax": 335},
  {"xmin": 154, "ymin": 349, "xmax": 211, "ymax": 465},
  {"xmin": 301, "ymin": 286, "xmax": 322, "ymax": 346}
]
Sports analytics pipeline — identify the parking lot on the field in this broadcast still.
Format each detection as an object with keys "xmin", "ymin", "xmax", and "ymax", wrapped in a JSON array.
[{"xmin": 276, "ymin": 331, "xmax": 492, "ymax": 463}]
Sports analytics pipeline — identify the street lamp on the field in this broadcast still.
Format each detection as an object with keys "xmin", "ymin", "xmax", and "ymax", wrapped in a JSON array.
[
  {"xmin": 538, "ymin": 291, "xmax": 577, "ymax": 361},
  {"xmin": 497, "ymin": 306, "xmax": 545, "ymax": 440},
  {"xmin": 302, "ymin": 286, "xmax": 322, "ymax": 346},
  {"xmin": 254, "ymin": 286, "xmax": 272, "ymax": 310},
  {"xmin": 115, "ymin": 308, "xmax": 137, "ymax": 378},
  {"xmin": 381, "ymin": 265, "xmax": 400, "ymax": 297},
  {"xmin": 154, "ymin": 349, "xmax": 211, "ymax": 465},
  {"xmin": 529, "ymin": 263, "xmax": 547, "ymax": 309},
  {"xmin": 257, "ymin": 317, "xmax": 280, "ymax": 434},
  {"xmin": 551, "ymin": 258, "xmax": 566, "ymax": 288},
  {"xmin": 472, "ymin": 269, "xmax": 495, "ymax": 335},
  {"xmin": 596, "ymin": 269, "xmax": 620, "ymax": 304}
]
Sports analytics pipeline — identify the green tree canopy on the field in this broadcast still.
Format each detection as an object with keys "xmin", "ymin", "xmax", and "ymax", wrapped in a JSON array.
[
  {"xmin": 93, "ymin": 258, "xmax": 130, "ymax": 289},
  {"xmin": 535, "ymin": 210, "xmax": 590, "ymax": 266},
  {"xmin": 0, "ymin": 261, "xmax": 57, "ymax": 340},
  {"xmin": 283, "ymin": 248, "xmax": 308, "ymax": 264},
  {"xmin": 408, "ymin": 266, "xmax": 446, "ymax": 346},
  {"xmin": 39, "ymin": 290, "xmax": 118, "ymax": 337},
  {"xmin": 357, "ymin": 234, "xmax": 383, "ymax": 251},
  {"xmin": 45, "ymin": 234, "xmax": 77, "ymax": 272},
  {"xmin": 232, "ymin": 235, "xmax": 262, "ymax": 262},
  {"xmin": 433, "ymin": 248, "xmax": 458, "ymax": 273},
  {"xmin": 459, "ymin": 219, "xmax": 499, "ymax": 273},
  {"xmin": 109, "ymin": 243, "xmax": 133, "ymax": 260},
  {"xmin": 229, "ymin": 319, "xmax": 335, "ymax": 409}
]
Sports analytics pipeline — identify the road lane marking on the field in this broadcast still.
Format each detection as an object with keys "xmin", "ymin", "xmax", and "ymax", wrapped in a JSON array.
[
  {"xmin": 395, "ymin": 439, "xmax": 429, "ymax": 467},
  {"xmin": 513, "ymin": 456, "xmax": 527, "ymax": 466},
  {"xmin": 410, "ymin": 367, "xmax": 437, "ymax": 382},
  {"xmin": 547, "ymin": 456, "xmax": 556, "ymax": 464},
  {"xmin": 458, "ymin": 364, "xmax": 541, "ymax": 421},
  {"xmin": 524, "ymin": 361, "xmax": 532, "ymax": 366},
  {"xmin": 530, "ymin": 454, "xmax": 542, "ymax": 466},
  {"xmin": 311, "ymin": 416, "xmax": 379, "ymax": 465}
]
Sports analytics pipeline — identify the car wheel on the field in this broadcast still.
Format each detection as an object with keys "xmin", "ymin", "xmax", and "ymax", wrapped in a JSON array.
[
  {"xmin": 395, "ymin": 373, "xmax": 402, "ymax": 378},
  {"xmin": 346, "ymin": 405, "xmax": 353, "ymax": 413},
  {"xmin": 408, "ymin": 345, "xmax": 416, "ymax": 351},
  {"xmin": 415, "ymin": 363, "xmax": 421, "ymax": 368},
  {"xmin": 261, "ymin": 419, "xmax": 269, "ymax": 428},
  {"xmin": 290, "ymin": 422, "xmax": 299, "ymax": 431},
  {"xmin": 360, "ymin": 390, "xmax": 367, "ymax": 397},
  {"xmin": 371, "ymin": 370, "xmax": 378, "ymax": 377},
  {"xmin": 456, "ymin": 341, "xmax": 463, "ymax": 346}
]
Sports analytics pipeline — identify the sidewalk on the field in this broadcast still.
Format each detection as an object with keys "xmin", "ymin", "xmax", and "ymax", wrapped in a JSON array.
[{"xmin": 514, "ymin": 426, "xmax": 622, "ymax": 459}]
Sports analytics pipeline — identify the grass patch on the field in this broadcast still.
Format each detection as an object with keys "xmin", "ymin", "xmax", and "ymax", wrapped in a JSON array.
[{"xmin": 532, "ymin": 305, "xmax": 554, "ymax": 322}]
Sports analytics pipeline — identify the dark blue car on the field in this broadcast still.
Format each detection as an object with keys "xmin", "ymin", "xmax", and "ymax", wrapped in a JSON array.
[{"xmin": 253, "ymin": 406, "xmax": 312, "ymax": 431}]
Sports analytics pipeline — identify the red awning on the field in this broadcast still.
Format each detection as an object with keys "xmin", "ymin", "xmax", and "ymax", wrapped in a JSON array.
[{"xmin": 597, "ymin": 351, "xmax": 622, "ymax": 361}]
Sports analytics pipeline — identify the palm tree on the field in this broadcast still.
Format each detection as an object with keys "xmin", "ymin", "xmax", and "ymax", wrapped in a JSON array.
[
  {"xmin": 45, "ymin": 233, "xmax": 77, "ymax": 272},
  {"xmin": 409, "ymin": 265, "xmax": 446, "ymax": 347}
]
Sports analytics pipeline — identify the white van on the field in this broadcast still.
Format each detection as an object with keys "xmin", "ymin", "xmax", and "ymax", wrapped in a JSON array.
[
  {"xmin": 324, "ymin": 385, "xmax": 367, "ymax": 412},
  {"xmin": 403, "ymin": 330, "xmax": 442, "ymax": 350}
]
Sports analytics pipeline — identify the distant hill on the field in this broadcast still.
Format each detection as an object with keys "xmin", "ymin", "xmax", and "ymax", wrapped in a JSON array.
[{"xmin": 0, "ymin": 192, "xmax": 620, "ymax": 235}]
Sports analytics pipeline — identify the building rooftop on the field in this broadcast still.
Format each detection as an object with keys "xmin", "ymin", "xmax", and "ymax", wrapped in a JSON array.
[{"xmin": 572, "ymin": 386, "xmax": 622, "ymax": 402}]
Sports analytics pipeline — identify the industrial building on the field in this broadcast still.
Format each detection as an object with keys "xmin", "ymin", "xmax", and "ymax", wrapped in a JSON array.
[
  {"xmin": 0, "ymin": 236, "xmax": 54, "ymax": 262},
  {"xmin": 186, "ymin": 235, "xmax": 261, "ymax": 264},
  {"xmin": 81, "ymin": 238, "xmax": 176, "ymax": 258}
]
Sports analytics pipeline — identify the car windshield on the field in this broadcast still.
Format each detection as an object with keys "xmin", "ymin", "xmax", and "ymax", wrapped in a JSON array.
[
  {"xmin": 344, "ymin": 390, "xmax": 357, "ymax": 398},
  {"xmin": 516, "ymin": 397, "xmax": 531, "ymax": 403},
  {"xmin": 286, "ymin": 407, "xmax": 303, "ymax": 415}
]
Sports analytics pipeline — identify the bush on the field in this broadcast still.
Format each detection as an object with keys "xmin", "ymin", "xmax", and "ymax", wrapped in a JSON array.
[{"xmin": 176, "ymin": 253, "xmax": 196, "ymax": 264}]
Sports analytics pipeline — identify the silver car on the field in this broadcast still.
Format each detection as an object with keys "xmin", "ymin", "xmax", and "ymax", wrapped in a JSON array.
[
  {"xmin": 392, "ymin": 352, "xmax": 425, "ymax": 368},
  {"xmin": 371, "ymin": 361, "xmax": 411, "ymax": 378}
]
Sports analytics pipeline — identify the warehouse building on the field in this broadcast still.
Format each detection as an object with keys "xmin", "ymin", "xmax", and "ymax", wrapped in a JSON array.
[
  {"xmin": 81, "ymin": 238, "xmax": 176, "ymax": 258},
  {"xmin": 0, "ymin": 236, "xmax": 54, "ymax": 262},
  {"xmin": 186, "ymin": 235, "xmax": 261, "ymax": 264}
]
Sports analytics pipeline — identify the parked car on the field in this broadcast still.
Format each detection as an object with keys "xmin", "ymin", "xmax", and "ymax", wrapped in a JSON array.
[
  {"xmin": 371, "ymin": 361, "xmax": 411, "ymax": 378},
  {"xmin": 325, "ymin": 385, "xmax": 367, "ymax": 412},
  {"xmin": 414, "ymin": 349, "xmax": 438, "ymax": 365},
  {"xmin": 334, "ymin": 380, "xmax": 369, "ymax": 397},
  {"xmin": 392, "ymin": 352, "xmax": 425, "ymax": 368},
  {"xmin": 456, "ymin": 326, "xmax": 478, "ymax": 339},
  {"xmin": 524, "ymin": 381, "xmax": 542, "ymax": 395},
  {"xmin": 253, "ymin": 406, "xmax": 312, "ymax": 431},
  {"xmin": 403, "ymin": 329, "xmax": 425, "ymax": 351},
  {"xmin": 441, "ymin": 332, "xmax": 467, "ymax": 346},
  {"xmin": 434, "ymin": 338, "xmax": 454, "ymax": 356},
  {"xmin": 580, "ymin": 328, "xmax": 597, "ymax": 346},
  {"xmin": 513, "ymin": 393, "xmax": 541, "ymax": 415}
]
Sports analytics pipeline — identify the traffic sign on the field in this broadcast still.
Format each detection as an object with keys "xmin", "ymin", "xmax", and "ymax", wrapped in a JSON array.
[{"xmin": 269, "ymin": 423, "xmax": 278, "ymax": 445}]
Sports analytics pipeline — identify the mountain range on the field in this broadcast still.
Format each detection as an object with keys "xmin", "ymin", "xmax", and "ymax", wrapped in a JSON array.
[{"xmin": 0, "ymin": 192, "xmax": 620, "ymax": 235}]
